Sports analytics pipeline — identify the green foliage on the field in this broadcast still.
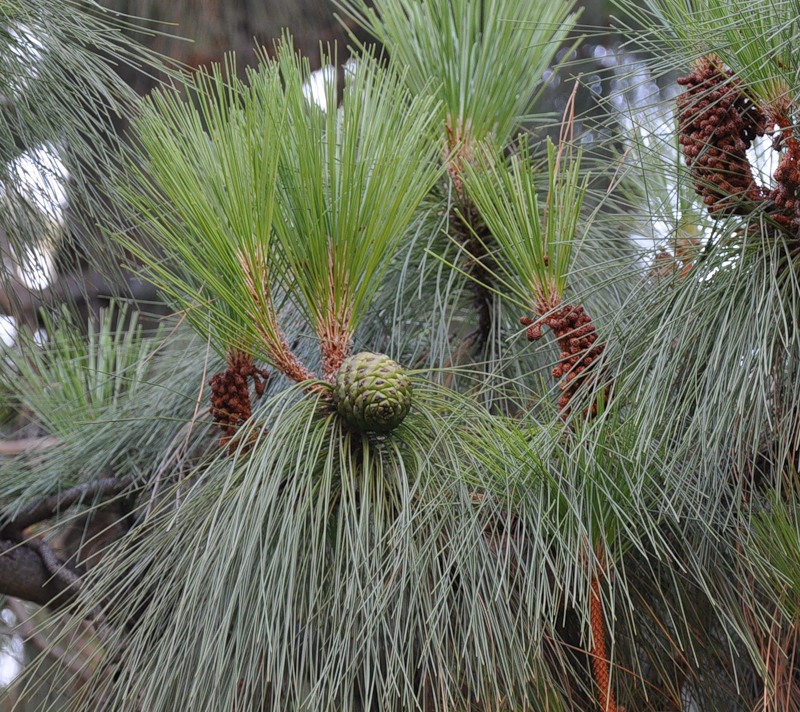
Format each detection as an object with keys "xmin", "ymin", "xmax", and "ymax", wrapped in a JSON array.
[
  {"xmin": 2, "ymin": 305, "xmax": 155, "ymax": 436},
  {"xmin": 6, "ymin": 0, "xmax": 800, "ymax": 710},
  {"xmin": 337, "ymin": 0, "xmax": 578, "ymax": 148},
  {"xmin": 120, "ymin": 54, "xmax": 289, "ymax": 362},
  {"xmin": 461, "ymin": 138, "xmax": 588, "ymax": 309},
  {"xmin": 748, "ymin": 495, "xmax": 800, "ymax": 613},
  {"xmin": 269, "ymin": 48, "xmax": 442, "ymax": 351},
  {"xmin": 0, "ymin": 311, "xmax": 214, "ymax": 516},
  {"xmin": 50, "ymin": 385, "xmax": 568, "ymax": 712},
  {"xmin": 123, "ymin": 44, "xmax": 442, "ymax": 378}
]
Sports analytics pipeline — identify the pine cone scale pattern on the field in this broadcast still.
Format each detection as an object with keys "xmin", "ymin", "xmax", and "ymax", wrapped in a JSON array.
[{"xmin": 332, "ymin": 352, "xmax": 412, "ymax": 433}]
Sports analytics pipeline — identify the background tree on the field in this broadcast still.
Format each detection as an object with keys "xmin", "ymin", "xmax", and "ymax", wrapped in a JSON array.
[{"xmin": 1, "ymin": 0, "xmax": 800, "ymax": 711}]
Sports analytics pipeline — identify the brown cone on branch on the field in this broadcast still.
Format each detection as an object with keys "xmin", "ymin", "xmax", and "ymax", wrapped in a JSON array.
[
  {"xmin": 522, "ymin": 303, "xmax": 607, "ymax": 417},
  {"xmin": 208, "ymin": 351, "xmax": 270, "ymax": 451},
  {"xmin": 768, "ymin": 109, "xmax": 800, "ymax": 231},
  {"xmin": 676, "ymin": 57, "xmax": 767, "ymax": 217}
]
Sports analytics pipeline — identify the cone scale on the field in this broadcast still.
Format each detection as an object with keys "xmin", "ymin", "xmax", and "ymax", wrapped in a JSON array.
[{"xmin": 331, "ymin": 352, "xmax": 412, "ymax": 433}]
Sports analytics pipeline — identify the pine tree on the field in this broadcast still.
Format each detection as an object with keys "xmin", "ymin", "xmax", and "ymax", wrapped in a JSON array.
[{"xmin": 2, "ymin": 0, "xmax": 800, "ymax": 710}]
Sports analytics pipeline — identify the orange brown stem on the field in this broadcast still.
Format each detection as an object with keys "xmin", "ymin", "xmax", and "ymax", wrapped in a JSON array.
[
  {"xmin": 589, "ymin": 546, "xmax": 618, "ymax": 712},
  {"xmin": 319, "ymin": 238, "xmax": 353, "ymax": 381},
  {"xmin": 445, "ymin": 115, "xmax": 475, "ymax": 202},
  {"xmin": 319, "ymin": 308, "xmax": 352, "ymax": 382},
  {"xmin": 238, "ymin": 247, "xmax": 319, "ymax": 385},
  {"xmin": 271, "ymin": 333, "xmax": 317, "ymax": 384}
]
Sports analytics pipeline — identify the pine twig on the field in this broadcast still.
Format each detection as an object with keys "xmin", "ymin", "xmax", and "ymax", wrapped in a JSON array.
[
  {"xmin": 3, "ymin": 475, "xmax": 134, "ymax": 535},
  {"xmin": 589, "ymin": 542, "xmax": 619, "ymax": 712},
  {"xmin": 26, "ymin": 537, "xmax": 82, "ymax": 591},
  {"xmin": 0, "ymin": 436, "xmax": 59, "ymax": 455},
  {"xmin": 26, "ymin": 537, "xmax": 114, "ymax": 643}
]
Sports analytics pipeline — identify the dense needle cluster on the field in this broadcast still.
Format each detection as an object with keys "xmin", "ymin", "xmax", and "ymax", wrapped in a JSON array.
[
  {"xmin": 209, "ymin": 352, "xmax": 269, "ymax": 448},
  {"xmin": 521, "ymin": 303, "xmax": 606, "ymax": 415},
  {"xmin": 676, "ymin": 57, "xmax": 767, "ymax": 217}
]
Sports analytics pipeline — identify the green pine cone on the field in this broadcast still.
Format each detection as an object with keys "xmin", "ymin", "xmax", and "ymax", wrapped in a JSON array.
[{"xmin": 331, "ymin": 352, "xmax": 412, "ymax": 433}]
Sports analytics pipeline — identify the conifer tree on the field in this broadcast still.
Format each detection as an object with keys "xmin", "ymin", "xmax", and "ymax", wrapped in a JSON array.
[{"xmin": 2, "ymin": 0, "xmax": 800, "ymax": 711}]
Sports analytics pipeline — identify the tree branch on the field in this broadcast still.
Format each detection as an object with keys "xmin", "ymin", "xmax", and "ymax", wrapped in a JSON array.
[
  {"xmin": 0, "ymin": 268, "xmax": 160, "ymax": 330},
  {"xmin": 0, "ymin": 475, "xmax": 134, "ymax": 608},
  {"xmin": 0, "ymin": 437, "xmax": 59, "ymax": 456},
  {"xmin": 3, "ymin": 476, "xmax": 133, "ymax": 535},
  {"xmin": 25, "ymin": 537, "xmax": 81, "ymax": 591},
  {"xmin": 0, "ymin": 539, "xmax": 76, "ymax": 608}
]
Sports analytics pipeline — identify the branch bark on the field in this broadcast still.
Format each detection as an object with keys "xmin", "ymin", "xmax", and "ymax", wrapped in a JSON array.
[
  {"xmin": 0, "ymin": 437, "xmax": 59, "ymax": 456},
  {"xmin": 4, "ymin": 476, "xmax": 133, "ymax": 535},
  {"xmin": 0, "ymin": 268, "xmax": 160, "ymax": 330},
  {"xmin": 0, "ymin": 475, "xmax": 134, "ymax": 608},
  {"xmin": 0, "ymin": 539, "xmax": 76, "ymax": 608}
]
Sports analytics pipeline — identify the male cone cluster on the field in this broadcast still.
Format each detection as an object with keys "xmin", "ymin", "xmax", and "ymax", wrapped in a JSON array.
[
  {"xmin": 676, "ymin": 56, "xmax": 767, "ymax": 217},
  {"xmin": 677, "ymin": 55, "xmax": 800, "ymax": 232},
  {"xmin": 331, "ymin": 352, "xmax": 412, "ymax": 433},
  {"xmin": 522, "ymin": 304, "xmax": 606, "ymax": 416},
  {"xmin": 209, "ymin": 352, "xmax": 269, "ymax": 447}
]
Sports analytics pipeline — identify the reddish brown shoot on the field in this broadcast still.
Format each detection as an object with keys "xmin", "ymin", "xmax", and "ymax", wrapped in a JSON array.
[
  {"xmin": 319, "ymin": 238, "xmax": 353, "ymax": 381},
  {"xmin": 590, "ymin": 544, "xmax": 619, "ymax": 712}
]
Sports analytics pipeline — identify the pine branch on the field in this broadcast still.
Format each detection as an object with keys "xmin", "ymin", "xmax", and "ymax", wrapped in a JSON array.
[
  {"xmin": 0, "ymin": 475, "xmax": 135, "ymax": 608},
  {"xmin": 25, "ymin": 537, "xmax": 82, "ymax": 591},
  {"xmin": 589, "ymin": 543, "xmax": 619, "ymax": 712},
  {"xmin": 0, "ymin": 437, "xmax": 59, "ymax": 456},
  {"xmin": 0, "ymin": 267, "xmax": 159, "ymax": 330},
  {"xmin": 0, "ymin": 538, "xmax": 77, "ymax": 608},
  {"xmin": 1, "ymin": 475, "xmax": 134, "ymax": 537}
]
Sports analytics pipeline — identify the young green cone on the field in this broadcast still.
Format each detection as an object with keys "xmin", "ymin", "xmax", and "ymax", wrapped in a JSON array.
[{"xmin": 331, "ymin": 352, "xmax": 412, "ymax": 433}]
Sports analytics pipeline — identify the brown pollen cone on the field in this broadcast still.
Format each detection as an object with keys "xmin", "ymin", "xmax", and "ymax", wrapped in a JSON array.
[
  {"xmin": 521, "ymin": 303, "xmax": 606, "ymax": 416},
  {"xmin": 677, "ymin": 57, "xmax": 767, "ymax": 217},
  {"xmin": 769, "ymin": 109, "xmax": 800, "ymax": 231},
  {"xmin": 209, "ymin": 351, "xmax": 270, "ymax": 451}
]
